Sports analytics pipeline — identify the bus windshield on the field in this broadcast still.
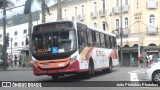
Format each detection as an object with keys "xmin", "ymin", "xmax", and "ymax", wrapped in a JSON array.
[{"xmin": 32, "ymin": 30, "xmax": 77, "ymax": 54}]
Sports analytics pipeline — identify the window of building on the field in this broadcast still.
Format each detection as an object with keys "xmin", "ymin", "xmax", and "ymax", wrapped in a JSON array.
[
  {"xmin": 23, "ymin": 29, "xmax": 27, "ymax": 34},
  {"xmin": 64, "ymin": 9, "xmax": 67, "ymax": 18},
  {"xmin": 93, "ymin": 1, "xmax": 97, "ymax": 11},
  {"xmin": 81, "ymin": 5, "xmax": 84, "ymax": 14},
  {"xmin": 74, "ymin": 7, "xmax": 77, "ymax": 16},
  {"xmin": 22, "ymin": 41, "xmax": 24, "ymax": 46},
  {"xmin": 14, "ymin": 31, "xmax": 18, "ymax": 36},
  {"xmin": 125, "ymin": 0, "xmax": 128, "ymax": 5},
  {"xmin": 102, "ymin": 0, "xmax": 105, "ymax": 10},
  {"xmin": 149, "ymin": 15, "xmax": 155, "ymax": 26},
  {"xmin": 116, "ymin": 0, "xmax": 120, "ymax": 7},
  {"xmin": 116, "ymin": 19, "xmax": 120, "ymax": 29},
  {"xmin": 102, "ymin": 21, "xmax": 106, "ymax": 31},
  {"xmin": 14, "ymin": 42, "xmax": 18, "ymax": 47},
  {"xmin": 94, "ymin": 22, "xmax": 97, "ymax": 27},
  {"xmin": 125, "ymin": 17, "xmax": 129, "ymax": 28}
]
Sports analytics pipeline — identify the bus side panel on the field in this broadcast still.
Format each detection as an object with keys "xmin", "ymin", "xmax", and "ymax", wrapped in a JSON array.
[{"xmin": 79, "ymin": 47, "xmax": 93, "ymax": 70}]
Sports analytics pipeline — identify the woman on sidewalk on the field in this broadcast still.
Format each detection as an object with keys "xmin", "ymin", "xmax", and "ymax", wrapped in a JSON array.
[{"xmin": 138, "ymin": 54, "xmax": 144, "ymax": 68}]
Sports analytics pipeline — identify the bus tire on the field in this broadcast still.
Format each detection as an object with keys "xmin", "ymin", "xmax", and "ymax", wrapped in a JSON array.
[
  {"xmin": 108, "ymin": 59, "xmax": 112, "ymax": 73},
  {"xmin": 84, "ymin": 60, "xmax": 94, "ymax": 79}
]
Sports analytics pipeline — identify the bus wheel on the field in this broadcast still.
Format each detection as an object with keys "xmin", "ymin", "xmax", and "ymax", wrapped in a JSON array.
[
  {"xmin": 52, "ymin": 75, "xmax": 58, "ymax": 80},
  {"xmin": 85, "ymin": 61, "xmax": 94, "ymax": 79},
  {"xmin": 108, "ymin": 59, "xmax": 112, "ymax": 73}
]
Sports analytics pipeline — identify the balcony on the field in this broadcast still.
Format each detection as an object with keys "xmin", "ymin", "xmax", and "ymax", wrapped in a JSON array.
[
  {"xmin": 62, "ymin": 17, "xmax": 68, "ymax": 20},
  {"xmin": 91, "ymin": 11, "xmax": 98, "ymax": 19},
  {"xmin": 113, "ymin": 29, "xmax": 120, "ymax": 36},
  {"xmin": 146, "ymin": 26, "xmax": 158, "ymax": 35},
  {"xmin": 112, "ymin": 7, "xmax": 121, "ymax": 14},
  {"xmin": 123, "ymin": 4, "xmax": 130, "ymax": 12},
  {"xmin": 79, "ymin": 14, "xmax": 85, "ymax": 21},
  {"xmin": 146, "ymin": 1, "xmax": 158, "ymax": 9},
  {"xmin": 123, "ymin": 28, "xmax": 130, "ymax": 36},
  {"xmin": 99, "ymin": 9, "xmax": 106, "ymax": 17},
  {"xmin": 72, "ymin": 16, "xmax": 78, "ymax": 21}
]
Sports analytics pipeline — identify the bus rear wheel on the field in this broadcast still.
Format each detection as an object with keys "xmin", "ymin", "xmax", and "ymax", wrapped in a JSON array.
[
  {"xmin": 84, "ymin": 61, "xmax": 94, "ymax": 79},
  {"xmin": 108, "ymin": 59, "xmax": 112, "ymax": 73}
]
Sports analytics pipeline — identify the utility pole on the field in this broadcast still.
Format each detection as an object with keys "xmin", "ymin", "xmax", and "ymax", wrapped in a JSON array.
[
  {"xmin": 28, "ymin": 13, "xmax": 32, "ymax": 61},
  {"xmin": 57, "ymin": 0, "xmax": 62, "ymax": 20},
  {"xmin": 120, "ymin": 0, "xmax": 123, "ymax": 66},
  {"xmin": 41, "ymin": 0, "xmax": 46, "ymax": 23},
  {"xmin": 2, "ymin": 0, "xmax": 7, "ymax": 70},
  {"xmin": 10, "ymin": 38, "xmax": 13, "ymax": 67}
]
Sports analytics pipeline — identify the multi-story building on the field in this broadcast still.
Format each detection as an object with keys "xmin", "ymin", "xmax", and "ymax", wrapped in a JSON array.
[
  {"xmin": 41, "ymin": 0, "xmax": 160, "ymax": 66},
  {"xmin": 0, "ymin": 21, "xmax": 39, "ymax": 63}
]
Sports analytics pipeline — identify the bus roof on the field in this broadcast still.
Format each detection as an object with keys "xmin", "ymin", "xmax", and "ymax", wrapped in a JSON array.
[{"xmin": 33, "ymin": 20, "xmax": 116, "ymax": 37}]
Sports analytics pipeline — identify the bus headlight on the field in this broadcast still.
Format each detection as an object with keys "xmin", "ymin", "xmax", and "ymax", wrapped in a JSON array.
[{"xmin": 71, "ymin": 56, "xmax": 77, "ymax": 62}]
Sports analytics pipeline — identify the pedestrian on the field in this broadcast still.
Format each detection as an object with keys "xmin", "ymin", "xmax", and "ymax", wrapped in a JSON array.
[
  {"xmin": 19, "ymin": 55, "xmax": 22, "ymax": 67},
  {"xmin": 14, "ymin": 55, "xmax": 17, "ymax": 67},
  {"xmin": 138, "ymin": 54, "xmax": 143, "ymax": 68},
  {"xmin": 131, "ymin": 57, "xmax": 135, "ymax": 67}
]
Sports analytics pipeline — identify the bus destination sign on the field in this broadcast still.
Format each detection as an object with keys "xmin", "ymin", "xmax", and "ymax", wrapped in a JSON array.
[{"xmin": 38, "ymin": 22, "xmax": 73, "ymax": 32}]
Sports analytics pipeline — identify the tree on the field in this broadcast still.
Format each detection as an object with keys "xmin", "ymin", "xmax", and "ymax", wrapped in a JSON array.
[
  {"xmin": 24, "ymin": 0, "xmax": 51, "ymax": 23},
  {"xmin": 0, "ymin": 0, "xmax": 14, "ymax": 9}
]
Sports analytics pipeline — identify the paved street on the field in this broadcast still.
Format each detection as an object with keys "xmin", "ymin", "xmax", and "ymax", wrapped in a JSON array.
[{"xmin": 0, "ymin": 67, "xmax": 159, "ymax": 90}]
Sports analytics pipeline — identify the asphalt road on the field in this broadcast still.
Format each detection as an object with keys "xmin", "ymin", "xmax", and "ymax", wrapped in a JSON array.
[{"xmin": 0, "ymin": 67, "xmax": 159, "ymax": 90}]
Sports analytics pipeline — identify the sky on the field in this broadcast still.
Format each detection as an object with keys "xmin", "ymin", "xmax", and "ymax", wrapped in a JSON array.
[{"xmin": 0, "ymin": 0, "xmax": 55, "ymax": 19}]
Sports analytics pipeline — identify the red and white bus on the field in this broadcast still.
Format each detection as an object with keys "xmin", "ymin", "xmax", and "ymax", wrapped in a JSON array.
[{"xmin": 31, "ymin": 21, "xmax": 119, "ymax": 79}]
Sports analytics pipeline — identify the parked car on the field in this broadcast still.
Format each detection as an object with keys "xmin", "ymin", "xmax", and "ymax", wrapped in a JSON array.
[{"xmin": 145, "ymin": 62, "xmax": 160, "ymax": 84}]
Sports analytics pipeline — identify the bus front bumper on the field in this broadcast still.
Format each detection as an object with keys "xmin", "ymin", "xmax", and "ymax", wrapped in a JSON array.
[{"xmin": 32, "ymin": 60, "xmax": 80, "ymax": 76}]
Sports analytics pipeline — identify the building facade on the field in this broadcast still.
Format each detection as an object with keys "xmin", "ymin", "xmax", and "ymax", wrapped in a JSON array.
[
  {"xmin": 0, "ymin": 21, "xmax": 39, "ymax": 64},
  {"xmin": 41, "ymin": 0, "xmax": 160, "ymax": 66}
]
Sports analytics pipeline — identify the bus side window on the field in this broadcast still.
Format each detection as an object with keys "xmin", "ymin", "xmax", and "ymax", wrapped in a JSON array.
[
  {"xmin": 95, "ymin": 32, "xmax": 100, "ymax": 47},
  {"xmin": 105, "ymin": 34, "xmax": 110, "ymax": 48},
  {"xmin": 77, "ymin": 26, "xmax": 86, "ymax": 51},
  {"xmin": 87, "ymin": 29, "xmax": 93, "ymax": 46},
  {"xmin": 92, "ymin": 31, "xmax": 96, "ymax": 46},
  {"xmin": 100, "ymin": 33, "xmax": 106, "ymax": 48}
]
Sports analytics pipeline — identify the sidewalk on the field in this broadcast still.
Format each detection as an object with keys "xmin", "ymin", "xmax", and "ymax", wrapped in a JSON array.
[{"xmin": 0, "ymin": 67, "xmax": 32, "ymax": 71}]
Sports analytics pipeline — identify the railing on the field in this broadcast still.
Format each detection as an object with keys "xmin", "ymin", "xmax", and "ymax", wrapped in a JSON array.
[
  {"xmin": 112, "ymin": 7, "xmax": 121, "ymax": 14},
  {"xmin": 99, "ymin": 9, "xmax": 106, "ymax": 17},
  {"xmin": 113, "ymin": 29, "xmax": 120, "ymax": 36},
  {"xmin": 123, "ymin": 28, "xmax": 130, "ymax": 36},
  {"xmin": 146, "ymin": 1, "xmax": 158, "ymax": 9},
  {"xmin": 123, "ymin": 4, "xmax": 130, "ymax": 12},
  {"xmin": 72, "ymin": 16, "xmax": 78, "ymax": 21},
  {"xmin": 62, "ymin": 17, "xmax": 68, "ymax": 20},
  {"xmin": 91, "ymin": 11, "xmax": 98, "ymax": 19},
  {"xmin": 146, "ymin": 26, "xmax": 158, "ymax": 35},
  {"xmin": 79, "ymin": 14, "xmax": 85, "ymax": 21}
]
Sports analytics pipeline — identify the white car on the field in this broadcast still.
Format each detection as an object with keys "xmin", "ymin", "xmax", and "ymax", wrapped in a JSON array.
[{"xmin": 146, "ymin": 62, "xmax": 160, "ymax": 84}]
